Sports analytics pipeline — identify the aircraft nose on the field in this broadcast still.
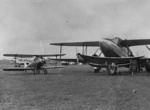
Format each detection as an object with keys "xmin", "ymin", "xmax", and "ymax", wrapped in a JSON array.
[{"xmin": 100, "ymin": 41, "xmax": 110, "ymax": 49}]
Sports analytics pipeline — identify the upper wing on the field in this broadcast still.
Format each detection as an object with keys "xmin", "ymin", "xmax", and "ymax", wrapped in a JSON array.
[
  {"xmin": 78, "ymin": 54, "xmax": 143, "ymax": 64},
  {"xmin": 50, "ymin": 41, "xmax": 100, "ymax": 47},
  {"xmin": 50, "ymin": 39, "xmax": 150, "ymax": 47},
  {"xmin": 121, "ymin": 39, "xmax": 150, "ymax": 47},
  {"xmin": 3, "ymin": 54, "xmax": 65, "ymax": 58}
]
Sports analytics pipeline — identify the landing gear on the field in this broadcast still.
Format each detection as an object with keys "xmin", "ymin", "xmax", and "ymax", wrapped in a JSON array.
[
  {"xmin": 94, "ymin": 68, "xmax": 100, "ymax": 73},
  {"xmin": 43, "ymin": 70, "xmax": 48, "ymax": 74},
  {"xmin": 33, "ymin": 67, "xmax": 37, "ymax": 75},
  {"xmin": 129, "ymin": 60, "xmax": 137, "ymax": 76},
  {"xmin": 33, "ymin": 62, "xmax": 48, "ymax": 75},
  {"xmin": 33, "ymin": 66, "xmax": 40, "ymax": 74},
  {"xmin": 33, "ymin": 68, "xmax": 48, "ymax": 75},
  {"xmin": 94, "ymin": 67, "xmax": 100, "ymax": 73},
  {"xmin": 107, "ymin": 63, "xmax": 117, "ymax": 75}
]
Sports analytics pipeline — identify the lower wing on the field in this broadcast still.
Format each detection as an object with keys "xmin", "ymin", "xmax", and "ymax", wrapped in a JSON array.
[
  {"xmin": 3, "ymin": 67, "xmax": 33, "ymax": 71},
  {"xmin": 78, "ymin": 53, "xmax": 143, "ymax": 66},
  {"xmin": 50, "ymin": 58, "xmax": 77, "ymax": 62},
  {"xmin": 3, "ymin": 66, "xmax": 64, "ymax": 71},
  {"xmin": 41, "ymin": 66, "xmax": 64, "ymax": 69}
]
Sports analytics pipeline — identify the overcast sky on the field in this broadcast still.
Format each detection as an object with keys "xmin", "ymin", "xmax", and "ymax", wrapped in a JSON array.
[{"xmin": 1, "ymin": 0, "xmax": 150, "ymax": 59}]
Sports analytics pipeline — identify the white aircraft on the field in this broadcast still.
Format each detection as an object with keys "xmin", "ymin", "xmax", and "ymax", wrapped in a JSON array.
[
  {"xmin": 3, "ymin": 54, "xmax": 65, "ymax": 74},
  {"xmin": 11, "ymin": 57, "xmax": 32, "ymax": 67}
]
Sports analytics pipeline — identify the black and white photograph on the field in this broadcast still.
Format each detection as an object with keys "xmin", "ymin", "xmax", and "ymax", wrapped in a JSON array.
[{"xmin": 1, "ymin": 0, "xmax": 150, "ymax": 110}]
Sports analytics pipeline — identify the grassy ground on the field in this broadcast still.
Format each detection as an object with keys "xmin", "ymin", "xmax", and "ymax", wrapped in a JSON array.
[{"xmin": 1, "ymin": 63, "xmax": 150, "ymax": 110}]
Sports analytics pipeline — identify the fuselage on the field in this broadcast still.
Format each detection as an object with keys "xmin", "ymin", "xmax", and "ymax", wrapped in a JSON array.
[
  {"xmin": 100, "ymin": 37, "xmax": 133, "ymax": 57},
  {"xmin": 26, "ymin": 57, "xmax": 45, "ymax": 68}
]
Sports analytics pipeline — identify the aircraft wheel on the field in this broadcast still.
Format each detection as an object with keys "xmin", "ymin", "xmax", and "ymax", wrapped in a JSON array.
[
  {"xmin": 34, "ymin": 67, "xmax": 37, "ymax": 75},
  {"xmin": 109, "ymin": 68, "xmax": 117, "ymax": 75},
  {"xmin": 94, "ymin": 67, "xmax": 100, "ymax": 73},
  {"xmin": 37, "ymin": 70, "xmax": 40, "ymax": 74},
  {"xmin": 34, "ymin": 69, "xmax": 36, "ymax": 75},
  {"xmin": 94, "ymin": 69, "xmax": 99, "ymax": 73},
  {"xmin": 44, "ymin": 70, "xmax": 48, "ymax": 74},
  {"xmin": 108, "ymin": 63, "xmax": 117, "ymax": 75}
]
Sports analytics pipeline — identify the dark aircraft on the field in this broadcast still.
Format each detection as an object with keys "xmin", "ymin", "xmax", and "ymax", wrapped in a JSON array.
[
  {"xmin": 50, "ymin": 37, "xmax": 150, "ymax": 75},
  {"xmin": 3, "ymin": 54, "xmax": 65, "ymax": 74}
]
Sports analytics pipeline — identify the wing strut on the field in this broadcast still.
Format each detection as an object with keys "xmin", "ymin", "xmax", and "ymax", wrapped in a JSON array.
[
  {"xmin": 99, "ymin": 41, "xmax": 102, "ymax": 56},
  {"xmin": 74, "ymin": 44, "xmax": 79, "ymax": 64},
  {"xmin": 85, "ymin": 46, "xmax": 87, "ymax": 55},
  {"xmin": 146, "ymin": 45, "xmax": 150, "ymax": 51},
  {"xmin": 60, "ymin": 45, "xmax": 62, "ymax": 59},
  {"xmin": 82, "ymin": 44, "xmax": 88, "ymax": 55},
  {"xmin": 14, "ymin": 56, "xmax": 17, "ymax": 67},
  {"xmin": 55, "ymin": 55, "xmax": 58, "ymax": 66},
  {"xmin": 82, "ymin": 43, "xmax": 85, "ymax": 55}
]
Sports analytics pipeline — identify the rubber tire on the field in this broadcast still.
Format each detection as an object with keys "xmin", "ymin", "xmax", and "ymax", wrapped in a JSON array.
[
  {"xmin": 44, "ymin": 70, "xmax": 48, "ymax": 74},
  {"xmin": 94, "ymin": 69, "xmax": 100, "ymax": 73}
]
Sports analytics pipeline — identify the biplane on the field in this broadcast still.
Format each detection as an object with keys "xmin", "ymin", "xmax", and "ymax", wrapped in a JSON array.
[
  {"xmin": 3, "ymin": 54, "xmax": 65, "ymax": 74},
  {"xmin": 50, "ymin": 37, "xmax": 150, "ymax": 75}
]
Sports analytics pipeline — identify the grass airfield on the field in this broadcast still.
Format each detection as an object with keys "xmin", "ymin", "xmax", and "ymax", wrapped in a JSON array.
[{"xmin": 1, "ymin": 62, "xmax": 150, "ymax": 110}]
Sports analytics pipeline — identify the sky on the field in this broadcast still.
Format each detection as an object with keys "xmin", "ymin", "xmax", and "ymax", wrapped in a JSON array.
[{"xmin": 1, "ymin": 0, "xmax": 150, "ymax": 59}]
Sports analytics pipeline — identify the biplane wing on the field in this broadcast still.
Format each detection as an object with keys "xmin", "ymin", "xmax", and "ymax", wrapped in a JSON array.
[
  {"xmin": 78, "ymin": 54, "xmax": 143, "ymax": 64},
  {"xmin": 50, "ymin": 58, "xmax": 77, "ymax": 62},
  {"xmin": 3, "ymin": 53, "xmax": 65, "ymax": 74},
  {"xmin": 50, "ymin": 39, "xmax": 150, "ymax": 47},
  {"xmin": 50, "ymin": 41, "xmax": 100, "ymax": 47},
  {"xmin": 3, "ymin": 54, "xmax": 66, "ymax": 58},
  {"xmin": 121, "ymin": 39, "xmax": 150, "ymax": 47},
  {"xmin": 3, "ymin": 67, "xmax": 33, "ymax": 71},
  {"xmin": 3, "ymin": 66, "xmax": 64, "ymax": 71}
]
